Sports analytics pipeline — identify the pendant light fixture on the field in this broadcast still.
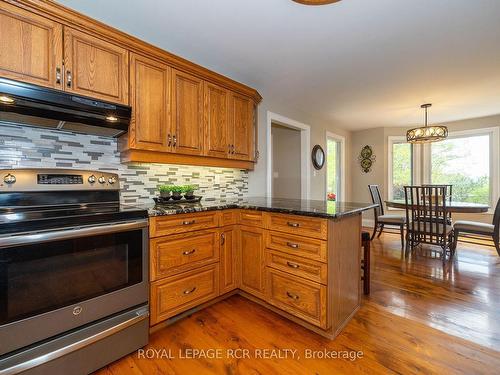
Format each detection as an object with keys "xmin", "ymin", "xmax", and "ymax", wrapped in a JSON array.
[{"xmin": 406, "ymin": 103, "xmax": 448, "ymax": 143}]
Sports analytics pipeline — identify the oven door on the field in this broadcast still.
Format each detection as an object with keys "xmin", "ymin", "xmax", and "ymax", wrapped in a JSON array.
[{"xmin": 0, "ymin": 219, "xmax": 148, "ymax": 356}]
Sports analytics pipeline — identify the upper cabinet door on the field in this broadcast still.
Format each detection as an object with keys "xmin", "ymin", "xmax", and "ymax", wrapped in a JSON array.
[
  {"xmin": 0, "ymin": 3, "xmax": 63, "ymax": 89},
  {"xmin": 63, "ymin": 27, "xmax": 128, "ymax": 104},
  {"xmin": 204, "ymin": 82, "xmax": 229, "ymax": 159},
  {"xmin": 230, "ymin": 93, "xmax": 254, "ymax": 161},
  {"xmin": 171, "ymin": 69, "xmax": 204, "ymax": 155},
  {"xmin": 129, "ymin": 53, "xmax": 171, "ymax": 152}
]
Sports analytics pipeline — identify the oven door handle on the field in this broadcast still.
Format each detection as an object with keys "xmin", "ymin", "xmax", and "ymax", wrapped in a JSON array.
[{"xmin": 0, "ymin": 219, "xmax": 148, "ymax": 249}]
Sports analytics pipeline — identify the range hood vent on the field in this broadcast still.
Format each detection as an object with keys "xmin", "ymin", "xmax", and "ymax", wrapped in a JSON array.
[{"xmin": 0, "ymin": 78, "xmax": 131, "ymax": 137}]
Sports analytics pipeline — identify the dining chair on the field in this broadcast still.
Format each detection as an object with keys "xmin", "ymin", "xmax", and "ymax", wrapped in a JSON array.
[
  {"xmin": 368, "ymin": 185, "xmax": 406, "ymax": 248},
  {"xmin": 404, "ymin": 185, "xmax": 454, "ymax": 260},
  {"xmin": 452, "ymin": 197, "xmax": 500, "ymax": 256},
  {"xmin": 421, "ymin": 184, "xmax": 454, "ymax": 225},
  {"xmin": 422, "ymin": 184, "xmax": 453, "ymax": 204}
]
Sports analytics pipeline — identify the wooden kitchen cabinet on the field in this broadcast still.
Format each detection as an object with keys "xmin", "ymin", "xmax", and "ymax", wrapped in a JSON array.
[
  {"xmin": 150, "ymin": 264, "xmax": 219, "ymax": 325},
  {"xmin": 0, "ymin": 2, "xmax": 63, "ymax": 89},
  {"xmin": 219, "ymin": 227, "xmax": 239, "ymax": 294},
  {"xmin": 129, "ymin": 53, "xmax": 171, "ymax": 151},
  {"xmin": 239, "ymin": 225, "xmax": 266, "ymax": 299},
  {"xmin": 171, "ymin": 69, "xmax": 204, "ymax": 155},
  {"xmin": 63, "ymin": 27, "xmax": 129, "ymax": 104},
  {"xmin": 204, "ymin": 81, "xmax": 229, "ymax": 158},
  {"xmin": 229, "ymin": 93, "xmax": 254, "ymax": 161}
]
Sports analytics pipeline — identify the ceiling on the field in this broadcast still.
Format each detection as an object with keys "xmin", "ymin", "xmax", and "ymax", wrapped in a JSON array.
[{"xmin": 58, "ymin": 0, "xmax": 500, "ymax": 131}]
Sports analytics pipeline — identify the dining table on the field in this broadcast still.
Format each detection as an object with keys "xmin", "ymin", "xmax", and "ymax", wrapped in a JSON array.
[{"xmin": 385, "ymin": 200, "xmax": 490, "ymax": 213}]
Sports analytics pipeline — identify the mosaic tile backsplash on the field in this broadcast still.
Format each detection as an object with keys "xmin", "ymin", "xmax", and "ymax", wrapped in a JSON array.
[{"xmin": 0, "ymin": 124, "xmax": 248, "ymax": 204}]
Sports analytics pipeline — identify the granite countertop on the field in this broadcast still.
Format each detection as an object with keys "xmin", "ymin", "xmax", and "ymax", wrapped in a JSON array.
[{"xmin": 143, "ymin": 197, "xmax": 377, "ymax": 219}]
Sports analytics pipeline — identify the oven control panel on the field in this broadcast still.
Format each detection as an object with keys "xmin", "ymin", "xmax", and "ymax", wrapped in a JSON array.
[
  {"xmin": 38, "ymin": 174, "xmax": 84, "ymax": 185},
  {"xmin": 0, "ymin": 169, "xmax": 120, "ymax": 191}
]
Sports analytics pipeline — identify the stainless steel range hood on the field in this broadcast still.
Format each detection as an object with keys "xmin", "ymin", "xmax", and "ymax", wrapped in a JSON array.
[{"xmin": 0, "ymin": 78, "xmax": 131, "ymax": 137}]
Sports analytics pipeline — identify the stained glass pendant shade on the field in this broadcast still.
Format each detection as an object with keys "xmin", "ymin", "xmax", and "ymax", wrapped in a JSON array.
[{"xmin": 406, "ymin": 104, "xmax": 448, "ymax": 143}]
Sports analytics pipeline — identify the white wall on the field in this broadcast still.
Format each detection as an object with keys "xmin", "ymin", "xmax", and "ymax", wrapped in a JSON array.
[{"xmin": 248, "ymin": 96, "xmax": 351, "ymax": 201}]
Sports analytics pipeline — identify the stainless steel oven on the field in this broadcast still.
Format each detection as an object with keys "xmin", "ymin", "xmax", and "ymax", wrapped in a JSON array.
[{"xmin": 0, "ymin": 169, "xmax": 149, "ymax": 374}]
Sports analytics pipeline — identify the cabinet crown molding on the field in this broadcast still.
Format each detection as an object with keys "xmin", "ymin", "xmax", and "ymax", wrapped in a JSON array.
[{"xmin": 9, "ymin": 0, "xmax": 262, "ymax": 104}]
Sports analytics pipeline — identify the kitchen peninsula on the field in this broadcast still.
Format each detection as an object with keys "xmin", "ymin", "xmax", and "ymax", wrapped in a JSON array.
[{"xmin": 146, "ymin": 198, "xmax": 376, "ymax": 339}]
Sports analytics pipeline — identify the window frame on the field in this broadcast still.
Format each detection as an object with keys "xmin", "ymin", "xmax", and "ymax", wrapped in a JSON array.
[
  {"xmin": 423, "ymin": 127, "xmax": 499, "ymax": 209},
  {"xmin": 387, "ymin": 136, "xmax": 421, "ymax": 203},
  {"xmin": 325, "ymin": 131, "xmax": 345, "ymax": 201}
]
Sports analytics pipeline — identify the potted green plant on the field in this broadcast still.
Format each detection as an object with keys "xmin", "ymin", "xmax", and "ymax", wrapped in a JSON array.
[
  {"xmin": 183, "ymin": 184, "xmax": 197, "ymax": 200},
  {"xmin": 170, "ymin": 185, "xmax": 184, "ymax": 200},
  {"xmin": 158, "ymin": 185, "xmax": 171, "ymax": 199}
]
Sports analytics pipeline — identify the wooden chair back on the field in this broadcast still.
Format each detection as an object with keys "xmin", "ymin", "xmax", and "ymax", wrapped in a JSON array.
[
  {"xmin": 404, "ymin": 185, "xmax": 450, "ymax": 246},
  {"xmin": 421, "ymin": 184, "xmax": 453, "ymax": 204},
  {"xmin": 368, "ymin": 185, "xmax": 384, "ymax": 220}
]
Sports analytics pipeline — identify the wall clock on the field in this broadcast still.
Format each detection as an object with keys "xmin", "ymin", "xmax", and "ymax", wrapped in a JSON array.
[{"xmin": 358, "ymin": 145, "xmax": 376, "ymax": 173}]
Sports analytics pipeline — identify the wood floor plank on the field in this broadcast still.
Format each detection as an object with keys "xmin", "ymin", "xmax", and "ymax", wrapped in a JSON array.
[{"xmin": 94, "ymin": 231, "xmax": 500, "ymax": 374}]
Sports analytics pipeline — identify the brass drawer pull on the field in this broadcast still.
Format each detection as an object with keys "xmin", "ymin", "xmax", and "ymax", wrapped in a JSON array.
[
  {"xmin": 66, "ymin": 70, "xmax": 72, "ymax": 88},
  {"xmin": 168, "ymin": 134, "xmax": 172, "ymax": 147},
  {"xmin": 286, "ymin": 242, "xmax": 299, "ymax": 249},
  {"xmin": 56, "ymin": 67, "xmax": 61, "ymax": 84},
  {"xmin": 221, "ymin": 233, "xmax": 225, "ymax": 245},
  {"xmin": 183, "ymin": 287, "xmax": 197, "ymax": 295},
  {"xmin": 287, "ymin": 261, "xmax": 300, "ymax": 269},
  {"xmin": 182, "ymin": 249, "xmax": 196, "ymax": 255},
  {"xmin": 287, "ymin": 222, "xmax": 300, "ymax": 228},
  {"xmin": 286, "ymin": 291, "xmax": 299, "ymax": 301},
  {"xmin": 182, "ymin": 220, "xmax": 196, "ymax": 225}
]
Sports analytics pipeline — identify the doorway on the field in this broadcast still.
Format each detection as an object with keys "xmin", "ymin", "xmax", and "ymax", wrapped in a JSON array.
[
  {"xmin": 266, "ymin": 111, "xmax": 311, "ymax": 200},
  {"xmin": 271, "ymin": 123, "xmax": 301, "ymax": 199},
  {"xmin": 326, "ymin": 131, "xmax": 345, "ymax": 201}
]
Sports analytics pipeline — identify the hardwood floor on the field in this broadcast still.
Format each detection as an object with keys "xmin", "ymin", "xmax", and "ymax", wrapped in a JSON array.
[{"xmin": 95, "ymin": 231, "xmax": 500, "ymax": 374}]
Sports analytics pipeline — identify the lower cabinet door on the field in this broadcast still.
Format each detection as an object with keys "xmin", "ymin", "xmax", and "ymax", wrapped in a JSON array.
[
  {"xmin": 266, "ymin": 268, "xmax": 328, "ymax": 329},
  {"xmin": 219, "ymin": 226, "xmax": 239, "ymax": 294},
  {"xmin": 239, "ymin": 226, "xmax": 266, "ymax": 299},
  {"xmin": 150, "ymin": 264, "xmax": 219, "ymax": 325}
]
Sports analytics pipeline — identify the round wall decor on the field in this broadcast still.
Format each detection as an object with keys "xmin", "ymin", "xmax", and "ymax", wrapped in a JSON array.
[
  {"xmin": 358, "ymin": 145, "xmax": 376, "ymax": 173},
  {"xmin": 311, "ymin": 144, "xmax": 325, "ymax": 170}
]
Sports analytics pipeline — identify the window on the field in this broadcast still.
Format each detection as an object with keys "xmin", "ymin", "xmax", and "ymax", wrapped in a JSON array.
[
  {"xmin": 429, "ymin": 132, "xmax": 495, "ymax": 205},
  {"xmin": 326, "ymin": 132, "xmax": 345, "ymax": 201},
  {"xmin": 388, "ymin": 137, "xmax": 414, "ymax": 200},
  {"xmin": 387, "ymin": 128, "xmax": 499, "ymax": 208}
]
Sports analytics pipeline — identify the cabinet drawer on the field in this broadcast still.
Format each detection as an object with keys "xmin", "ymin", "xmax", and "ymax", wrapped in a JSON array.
[
  {"xmin": 150, "ymin": 264, "xmax": 219, "ymax": 325},
  {"xmin": 266, "ymin": 250, "xmax": 327, "ymax": 284},
  {"xmin": 265, "ymin": 213, "xmax": 327, "ymax": 240},
  {"xmin": 150, "ymin": 212, "xmax": 219, "ymax": 237},
  {"xmin": 150, "ymin": 230, "xmax": 219, "ymax": 280},
  {"xmin": 266, "ymin": 231, "xmax": 327, "ymax": 262},
  {"xmin": 220, "ymin": 209, "xmax": 238, "ymax": 226},
  {"xmin": 266, "ymin": 268, "xmax": 328, "ymax": 329},
  {"xmin": 238, "ymin": 210, "xmax": 264, "ymax": 227}
]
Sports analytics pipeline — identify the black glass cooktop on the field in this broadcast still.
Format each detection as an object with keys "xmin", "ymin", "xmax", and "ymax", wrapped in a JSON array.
[{"xmin": 0, "ymin": 202, "xmax": 148, "ymax": 236}]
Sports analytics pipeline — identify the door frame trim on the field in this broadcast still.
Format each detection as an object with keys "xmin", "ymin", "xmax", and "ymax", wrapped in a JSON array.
[
  {"xmin": 325, "ymin": 131, "xmax": 346, "ymax": 202},
  {"xmin": 266, "ymin": 111, "xmax": 310, "ymax": 200}
]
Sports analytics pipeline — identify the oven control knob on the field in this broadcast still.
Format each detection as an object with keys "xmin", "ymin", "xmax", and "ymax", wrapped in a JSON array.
[
  {"xmin": 88, "ymin": 175, "xmax": 96, "ymax": 184},
  {"xmin": 98, "ymin": 176, "xmax": 106, "ymax": 184},
  {"xmin": 3, "ymin": 173, "xmax": 16, "ymax": 184},
  {"xmin": 108, "ymin": 177, "xmax": 117, "ymax": 184}
]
